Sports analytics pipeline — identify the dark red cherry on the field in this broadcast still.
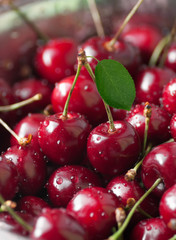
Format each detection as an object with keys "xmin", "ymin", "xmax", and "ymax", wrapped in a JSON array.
[
  {"xmin": 162, "ymin": 78, "xmax": 176, "ymax": 115},
  {"xmin": 110, "ymin": 107, "xmax": 128, "ymax": 121},
  {"xmin": 170, "ymin": 113, "xmax": 176, "ymax": 141},
  {"xmin": 2, "ymin": 144, "xmax": 46, "ymax": 195},
  {"xmin": 107, "ymin": 175, "xmax": 159, "ymax": 220},
  {"xmin": 67, "ymin": 186, "xmax": 120, "ymax": 240},
  {"xmin": 165, "ymin": 42, "xmax": 176, "ymax": 73},
  {"xmin": 159, "ymin": 184, "xmax": 176, "ymax": 231},
  {"xmin": 141, "ymin": 142, "xmax": 176, "ymax": 198},
  {"xmin": 34, "ymin": 38, "xmax": 78, "ymax": 84},
  {"xmin": 121, "ymin": 24, "xmax": 163, "ymax": 63},
  {"xmin": 135, "ymin": 66, "xmax": 176, "ymax": 105},
  {"xmin": 129, "ymin": 217, "xmax": 174, "ymax": 240},
  {"xmin": 87, "ymin": 120, "xmax": 141, "ymax": 177},
  {"xmin": 47, "ymin": 165, "xmax": 102, "ymax": 207},
  {"xmin": 0, "ymin": 156, "xmax": 19, "ymax": 200},
  {"xmin": 10, "ymin": 113, "xmax": 46, "ymax": 151},
  {"xmin": 38, "ymin": 112, "xmax": 91, "ymax": 165},
  {"xmin": 0, "ymin": 211, "xmax": 35, "ymax": 236},
  {"xmin": 126, "ymin": 103, "xmax": 171, "ymax": 145},
  {"xmin": 12, "ymin": 78, "xmax": 52, "ymax": 115},
  {"xmin": 17, "ymin": 196, "xmax": 50, "ymax": 217},
  {"xmin": 51, "ymin": 75, "xmax": 106, "ymax": 126},
  {"xmin": 31, "ymin": 208, "xmax": 88, "ymax": 240}
]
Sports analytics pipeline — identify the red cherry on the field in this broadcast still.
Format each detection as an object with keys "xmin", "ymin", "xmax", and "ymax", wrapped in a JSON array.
[
  {"xmin": 165, "ymin": 42, "xmax": 176, "ymax": 73},
  {"xmin": 38, "ymin": 112, "xmax": 91, "ymax": 165},
  {"xmin": 159, "ymin": 184, "xmax": 176, "ymax": 231},
  {"xmin": 170, "ymin": 113, "xmax": 176, "ymax": 141},
  {"xmin": 129, "ymin": 217, "xmax": 174, "ymax": 240},
  {"xmin": 31, "ymin": 208, "xmax": 88, "ymax": 240},
  {"xmin": 47, "ymin": 165, "xmax": 102, "ymax": 207},
  {"xmin": 87, "ymin": 120, "xmax": 141, "ymax": 177},
  {"xmin": 10, "ymin": 113, "xmax": 46, "ymax": 151},
  {"xmin": 17, "ymin": 196, "xmax": 50, "ymax": 217},
  {"xmin": 67, "ymin": 186, "xmax": 120, "ymax": 240},
  {"xmin": 141, "ymin": 142, "xmax": 176, "ymax": 197},
  {"xmin": 126, "ymin": 103, "xmax": 171, "ymax": 145},
  {"xmin": 162, "ymin": 78, "xmax": 176, "ymax": 114},
  {"xmin": 51, "ymin": 75, "xmax": 106, "ymax": 126},
  {"xmin": 2, "ymin": 144, "xmax": 46, "ymax": 195},
  {"xmin": 107, "ymin": 175, "xmax": 159, "ymax": 221},
  {"xmin": 0, "ymin": 156, "xmax": 19, "ymax": 200},
  {"xmin": 121, "ymin": 24, "xmax": 163, "ymax": 63},
  {"xmin": 12, "ymin": 78, "xmax": 52, "ymax": 116},
  {"xmin": 135, "ymin": 66, "xmax": 176, "ymax": 105},
  {"xmin": 34, "ymin": 38, "xmax": 78, "ymax": 84}
]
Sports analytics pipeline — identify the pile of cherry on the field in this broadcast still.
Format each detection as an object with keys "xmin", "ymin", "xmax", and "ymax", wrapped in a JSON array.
[{"xmin": 1, "ymin": 3, "xmax": 176, "ymax": 240}]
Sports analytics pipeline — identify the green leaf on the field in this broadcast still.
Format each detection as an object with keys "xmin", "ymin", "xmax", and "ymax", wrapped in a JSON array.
[{"xmin": 94, "ymin": 59, "xmax": 136, "ymax": 110}]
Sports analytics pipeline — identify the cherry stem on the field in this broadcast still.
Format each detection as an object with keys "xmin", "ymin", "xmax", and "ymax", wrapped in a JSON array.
[
  {"xmin": 134, "ymin": 143, "xmax": 152, "ymax": 172},
  {"xmin": 169, "ymin": 235, "xmax": 176, "ymax": 240},
  {"xmin": 62, "ymin": 59, "xmax": 82, "ymax": 118},
  {"xmin": 0, "ymin": 118, "xmax": 32, "ymax": 146},
  {"xmin": 107, "ymin": 0, "xmax": 144, "ymax": 49},
  {"xmin": 87, "ymin": 0, "xmax": 105, "ymax": 37},
  {"xmin": 0, "ymin": 93, "xmax": 42, "ymax": 112},
  {"xmin": 143, "ymin": 102, "xmax": 152, "ymax": 155},
  {"xmin": 0, "ymin": 194, "xmax": 33, "ymax": 232},
  {"xmin": 79, "ymin": 49, "xmax": 115, "ymax": 132},
  {"xmin": 8, "ymin": 1, "xmax": 48, "ymax": 43},
  {"xmin": 159, "ymin": 20, "xmax": 176, "ymax": 68},
  {"xmin": 137, "ymin": 206, "xmax": 152, "ymax": 219},
  {"xmin": 108, "ymin": 178, "xmax": 162, "ymax": 240}
]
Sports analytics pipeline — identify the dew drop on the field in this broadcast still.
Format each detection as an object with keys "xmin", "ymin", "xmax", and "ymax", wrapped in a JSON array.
[{"xmin": 56, "ymin": 177, "xmax": 63, "ymax": 185}]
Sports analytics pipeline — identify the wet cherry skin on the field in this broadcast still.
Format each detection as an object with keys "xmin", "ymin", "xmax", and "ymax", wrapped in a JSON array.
[
  {"xmin": 17, "ymin": 196, "xmax": 50, "ymax": 217},
  {"xmin": 34, "ymin": 38, "xmax": 78, "ymax": 84},
  {"xmin": 129, "ymin": 217, "xmax": 174, "ymax": 240},
  {"xmin": 0, "ymin": 156, "xmax": 19, "ymax": 200},
  {"xmin": 126, "ymin": 103, "xmax": 171, "ymax": 146},
  {"xmin": 159, "ymin": 184, "xmax": 176, "ymax": 231},
  {"xmin": 162, "ymin": 78, "xmax": 176, "ymax": 115},
  {"xmin": 135, "ymin": 66, "xmax": 175, "ymax": 105},
  {"xmin": 51, "ymin": 75, "xmax": 106, "ymax": 126},
  {"xmin": 31, "ymin": 208, "xmax": 88, "ymax": 240},
  {"xmin": 47, "ymin": 165, "xmax": 102, "ymax": 207},
  {"xmin": 67, "ymin": 186, "xmax": 121, "ymax": 240},
  {"xmin": 2, "ymin": 144, "xmax": 46, "ymax": 196},
  {"xmin": 170, "ymin": 113, "xmax": 176, "ymax": 141},
  {"xmin": 141, "ymin": 142, "xmax": 176, "ymax": 198},
  {"xmin": 10, "ymin": 113, "xmax": 46, "ymax": 151},
  {"xmin": 87, "ymin": 120, "xmax": 141, "ymax": 177},
  {"xmin": 38, "ymin": 112, "xmax": 92, "ymax": 165}
]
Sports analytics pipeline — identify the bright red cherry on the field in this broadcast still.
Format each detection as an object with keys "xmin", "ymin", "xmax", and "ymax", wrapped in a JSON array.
[
  {"xmin": 126, "ymin": 103, "xmax": 171, "ymax": 145},
  {"xmin": 38, "ymin": 112, "xmax": 91, "ymax": 165},
  {"xmin": 12, "ymin": 78, "xmax": 52, "ymax": 115},
  {"xmin": 47, "ymin": 165, "xmax": 102, "ymax": 207},
  {"xmin": 0, "ymin": 156, "xmax": 19, "ymax": 200},
  {"xmin": 2, "ymin": 144, "xmax": 46, "ymax": 196},
  {"xmin": 159, "ymin": 184, "xmax": 176, "ymax": 231},
  {"xmin": 87, "ymin": 120, "xmax": 141, "ymax": 177},
  {"xmin": 121, "ymin": 24, "xmax": 163, "ymax": 63},
  {"xmin": 17, "ymin": 196, "xmax": 50, "ymax": 217},
  {"xmin": 107, "ymin": 175, "xmax": 159, "ymax": 221},
  {"xmin": 67, "ymin": 186, "xmax": 120, "ymax": 240},
  {"xmin": 162, "ymin": 78, "xmax": 176, "ymax": 115},
  {"xmin": 141, "ymin": 142, "xmax": 176, "ymax": 198},
  {"xmin": 31, "ymin": 208, "xmax": 88, "ymax": 240},
  {"xmin": 51, "ymin": 75, "xmax": 106, "ymax": 126},
  {"xmin": 165, "ymin": 42, "xmax": 176, "ymax": 73},
  {"xmin": 34, "ymin": 38, "xmax": 78, "ymax": 84},
  {"xmin": 135, "ymin": 66, "xmax": 176, "ymax": 105},
  {"xmin": 129, "ymin": 217, "xmax": 174, "ymax": 240},
  {"xmin": 10, "ymin": 113, "xmax": 46, "ymax": 151}
]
